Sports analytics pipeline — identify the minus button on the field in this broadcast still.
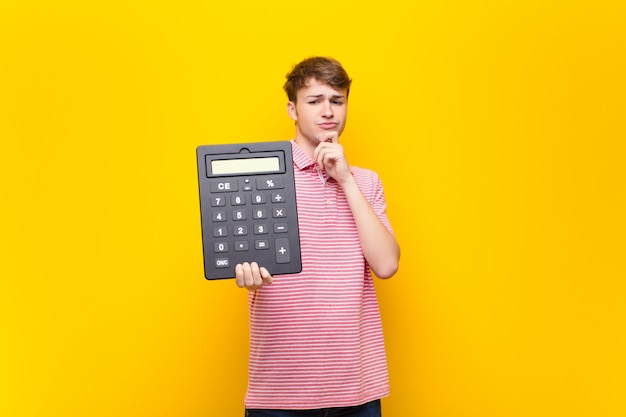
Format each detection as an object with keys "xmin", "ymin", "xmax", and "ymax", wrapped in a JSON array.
[{"xmin": 274, "ymin": 223, "xmax": 288, "ymax": 233}]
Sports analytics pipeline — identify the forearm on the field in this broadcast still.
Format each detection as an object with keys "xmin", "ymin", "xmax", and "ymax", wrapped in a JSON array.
[{"xmin": 340, "ymin": 176, "xmax": 400, "ymax": 279}]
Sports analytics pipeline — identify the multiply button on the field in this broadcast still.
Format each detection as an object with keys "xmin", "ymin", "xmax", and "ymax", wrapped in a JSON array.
[{"xmin": 273, "ymin": 208, "xmax": 286, "ymax": 218}]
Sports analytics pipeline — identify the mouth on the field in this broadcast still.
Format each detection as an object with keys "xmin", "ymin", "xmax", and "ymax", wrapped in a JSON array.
[{"xmin": 318, "ymin": 122, "xmax": 338, "ymax": 129}]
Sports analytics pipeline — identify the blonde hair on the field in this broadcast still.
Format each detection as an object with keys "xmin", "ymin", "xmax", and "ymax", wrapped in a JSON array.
[{"xmin": 283, "ymin": 56, "xmax": 352, "ymax": 103}]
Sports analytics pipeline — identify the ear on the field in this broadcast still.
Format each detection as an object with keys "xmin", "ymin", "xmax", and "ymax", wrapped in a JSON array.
[{"xmin": 287, "ymin": 101, "xmax": 298, "ymax": 122}]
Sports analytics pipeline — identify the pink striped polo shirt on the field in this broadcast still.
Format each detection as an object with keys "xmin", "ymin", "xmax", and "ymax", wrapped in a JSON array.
[{"xmin": 244, "ymin": 140, "xmax": 393, "ymax": 409}]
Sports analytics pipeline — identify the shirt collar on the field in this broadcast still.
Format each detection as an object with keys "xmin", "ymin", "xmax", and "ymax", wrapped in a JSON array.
[{"xmin": 290, "ymin": 139, "xmax": 317, "ymax": 171}]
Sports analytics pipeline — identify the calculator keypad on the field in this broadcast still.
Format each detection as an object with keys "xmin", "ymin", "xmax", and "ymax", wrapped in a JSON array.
[{"xmin": 210, "ymin": 176, "xmax": 293, "ymax": 269}]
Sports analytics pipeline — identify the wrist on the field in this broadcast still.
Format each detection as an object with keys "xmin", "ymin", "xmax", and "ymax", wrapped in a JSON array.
[{"xmin": 337, "ymin": 172, "xmax": 357, "ymax": 188}]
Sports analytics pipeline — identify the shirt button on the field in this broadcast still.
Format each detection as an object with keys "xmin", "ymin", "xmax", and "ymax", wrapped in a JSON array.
[{"xmin": 326, "ymin": 199, "xmax": 332, "ymax": 205}]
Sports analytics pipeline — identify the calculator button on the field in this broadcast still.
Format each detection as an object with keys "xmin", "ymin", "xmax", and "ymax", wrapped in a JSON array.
[
  {"xmin": 231, "ymin": 194, "xmax": 246, "ymax": 205},
  {"xmin": 255, "ymin": 240, "xmax": 270, "ymax": 250},
  {"xmin": 215, "ymin": 257, "xmax": 230, "ymax": 268},
  {"xmin": 241, "ymin": 178, "xmax": 253, "ymax": 191},
  {"xmin": 256, "ymin": 177, "xmax": 284, "ymax": 190},
  {"xmin": 251, "ymin": 193, "xmax": 266, "ymax": 204},
  {"xmin": 210, "ymin": 180, "xmax": 238, "ymax": 193},
  {"xmin": 213, "ymin": 226, "xmax": 228, "ymax": 237},
  {"xmin": 214, "ymin": 242, "xmax": 229, "ymax": 253},
  {"xmin": 211, "ymin": 196, "xmax": 226, "ymax": 207},
  {"xmin": 232, "ymin": 210, "xmax": 247, "ymax": 221},
  {"xmin": 253, "ymin": 209, "xmax": 267, "ymax": 219},
  {"xmin": 271, "ymin": 192, "xmax": 285, "ymax": 203},
  {"xmin": 234, "ymin": 241, "xmax": 249, "ymax": 251},
  {"xmin": 233, "ymin": 225, "xmax": 248, "ymax": 236},
  {"xmin": 212, "ymin": 211, "xmax": 227, "ymax": 222},
  {"xmin": 275, "ymin": 238, "xmax": 290, "ymax": 263},
  {"xmin": 254, "ymin": 224, "xmax": 269, "ymax": 234},
  {"xmin": 274, "ymin": 223, "xmax": 288, "ymax": 233},
  {"xmin": 273, "ymin": 208, "xmax": 286, "ymax": 218}
]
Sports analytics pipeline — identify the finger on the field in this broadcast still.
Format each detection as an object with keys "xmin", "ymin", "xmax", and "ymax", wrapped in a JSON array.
[
  {"xmin": 313, "ymin": 140, "xmax": 324, "ymax": 160},
  {"xmin": 249, "ymin": 262, "xmax": 263, "ymax": 287},
  {"xmin": 313, "ymin": 144, "xmax": 325, "ymax": 170},
  {"xmin": 241, "ymin": 262, "xmax": 254, "ymax": 287},
  {"xmin": 320, "ymin": 131, "xmax": 338, "ymax": 143},
  {"xmin": 314, "ymin": 132, "xmax": 337, "ymax": 157},
  {"xmin": 260, "ymin": 267, "xmax": 273, "ymax": 285},
  {"xmin": 315, "ymin": 144, "xmax": 336, "ymax": 167},
  {"xmin": 319, "ymin": 148, "xmax": 339, "ymax": 170},
  {"xmin": 235, "ymin": 263, "xmax": 244, "ymax": 288},
  {"xmin": 315, "ymin": 148, "xmax": 325, "ymax": 170}
]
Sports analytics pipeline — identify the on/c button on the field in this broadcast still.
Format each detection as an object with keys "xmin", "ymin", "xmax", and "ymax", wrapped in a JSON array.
[{"xmin": 215, "ymin": 257, "xmax": 230, "ymax": 268}]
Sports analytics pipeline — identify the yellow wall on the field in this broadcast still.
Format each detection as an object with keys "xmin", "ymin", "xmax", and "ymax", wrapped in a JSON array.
[{"xmin": 1, "ymin": 1, "xmax": 625, "ymax": 416}]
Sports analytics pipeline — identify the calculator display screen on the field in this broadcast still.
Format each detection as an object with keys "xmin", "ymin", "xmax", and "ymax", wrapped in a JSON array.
[{"xmin": 211, "ymin": 156, "xmax": 280, "ymax": 175}]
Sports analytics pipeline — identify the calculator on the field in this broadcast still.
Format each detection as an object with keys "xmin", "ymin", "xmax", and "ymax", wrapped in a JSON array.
[{"xmin": 196, "ymin": 141, "xmax": 302, "ymax": 280}]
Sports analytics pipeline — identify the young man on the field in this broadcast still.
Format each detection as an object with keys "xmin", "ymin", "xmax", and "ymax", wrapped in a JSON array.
[{"xmin": 235, "ymin": 56, "xmax": 400, "ymax": 417}]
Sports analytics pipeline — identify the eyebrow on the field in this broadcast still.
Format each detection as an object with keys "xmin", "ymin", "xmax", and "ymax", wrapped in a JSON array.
[{"xmin": 305, "ymin": 94, "xmax": 346, "ymax": 99}]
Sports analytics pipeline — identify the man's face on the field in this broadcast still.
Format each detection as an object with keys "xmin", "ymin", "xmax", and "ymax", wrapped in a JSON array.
[{"xmin": 287, "ymin": 78, "xmax": 348, "ymax": 146}]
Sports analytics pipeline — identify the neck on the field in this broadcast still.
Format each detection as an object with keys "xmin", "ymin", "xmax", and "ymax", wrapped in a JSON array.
[{"xmin": 293, "ymin": 135, "xmax": 317, "ymax": 160}]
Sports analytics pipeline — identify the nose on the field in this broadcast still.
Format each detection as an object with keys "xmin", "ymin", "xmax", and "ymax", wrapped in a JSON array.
[{"xmin": 321, "ymin": 100, "xmax": 333, "ymax": 117}]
